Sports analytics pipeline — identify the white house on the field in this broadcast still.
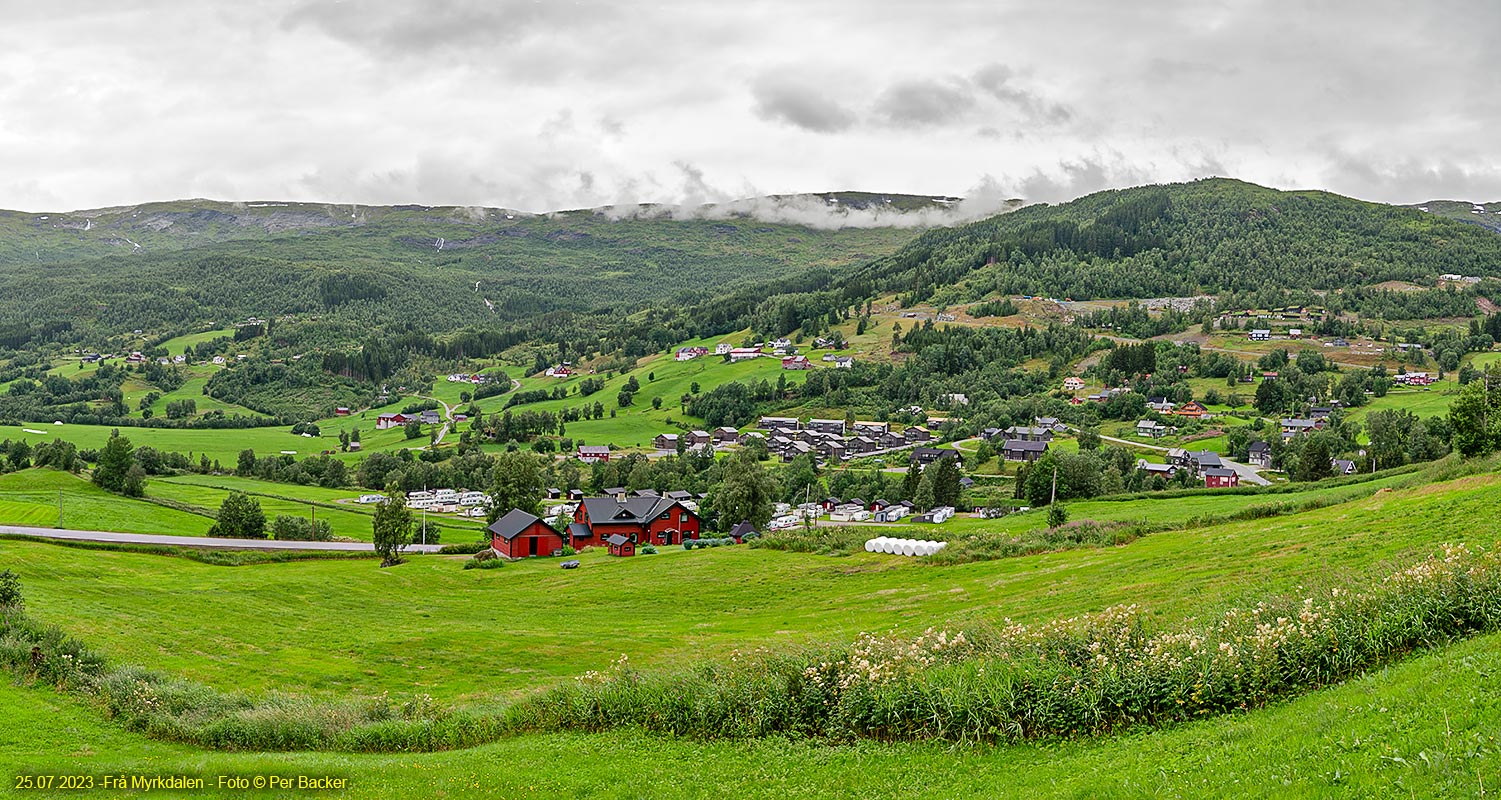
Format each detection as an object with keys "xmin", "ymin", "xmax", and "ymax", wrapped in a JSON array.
[{"xmin": 357, "ymin": 494, "xmax": 386, "ymax": 504}]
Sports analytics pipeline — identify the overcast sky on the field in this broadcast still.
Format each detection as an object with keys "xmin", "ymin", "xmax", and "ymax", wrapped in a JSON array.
[{"xmin": 1, "ymin": 1, "xmax": 1497, "ymax": 215}]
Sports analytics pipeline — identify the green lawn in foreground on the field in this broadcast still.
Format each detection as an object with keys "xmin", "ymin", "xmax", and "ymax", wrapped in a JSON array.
[
  {"xmin": 1, "ymin": 627, "xmax": 1495, "ymax": 798},
  {"xmin": 3, "ymin": 469, "xmax": 1494, "ymax": 705}
]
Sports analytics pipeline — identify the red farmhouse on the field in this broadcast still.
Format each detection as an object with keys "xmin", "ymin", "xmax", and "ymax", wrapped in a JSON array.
[
  {"xmin": 1202, "ymin": 467, "xmax": 1240, "ymax": 489},
  {"xmin": 488, "ymin": 509, "xmax": 567, "ymax": 558},
  {"xmin": 572, "ymin": 496, "xmax": 702, "ymax": 550}
]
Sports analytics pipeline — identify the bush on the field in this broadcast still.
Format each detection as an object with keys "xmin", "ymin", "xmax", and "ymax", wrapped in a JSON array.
[
  {"xmin": 269, "ymin": 515, "xmax": 332, "ymax": 542},
  {"xmin": 560, "ymin": 545, "xmax": 577, "ymax": 557},
  {"xmin": 640, "ymin": 545, "xmax": 658, "ymax": 555},
  {"xmin": 462, "ymin": 559, "xmax": 505, "ymax": 571},
  {"xmin": 438, "ymin": 541, "xmax": 491, "ymax": 555},
  {"xmin": 0, "ymin": 569, "xmax": 21, "ymax": 610}
]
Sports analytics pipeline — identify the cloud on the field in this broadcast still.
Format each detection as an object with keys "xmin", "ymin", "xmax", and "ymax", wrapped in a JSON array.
[
  {"xmin": 872, "ymin": 79, "xmax": 975, "ymax": 127},
  {"xmin": 751, "ymin": 73, "xmax": 858, "ymax": 133},
  {"xmin": 2, "ymin": 0, "xmax": 1501, "ymax": 215},
  {"xmin": 971, "ymin": 63, "xmax": 1073, "ymax": 124}
]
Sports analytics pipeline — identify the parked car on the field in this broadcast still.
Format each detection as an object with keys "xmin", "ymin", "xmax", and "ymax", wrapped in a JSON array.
[{"xmin": 560, "ymin": 560, "xmax": 581, "ymax": 570}]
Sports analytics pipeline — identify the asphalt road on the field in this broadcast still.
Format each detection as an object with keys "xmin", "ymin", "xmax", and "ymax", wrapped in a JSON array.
[{"xmin": 0, "ymin": 525, "xmax": 448, "ymax": 553}]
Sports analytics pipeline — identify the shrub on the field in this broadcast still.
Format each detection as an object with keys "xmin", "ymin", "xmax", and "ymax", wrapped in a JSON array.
[
  {"xmin": 640, "ymin": 545, "xmax": 658, "ymax": 555},
  {"xmin": 560, "ymin": 545, "xmax": 577, "ymax": 557},
  {"xmin": 462, "ymin": 559, "xmax": 505, "ymax": 571},
  {"xmin": 269, "ymin": 515, "xmax": 333, "ymax": 542},
  {"xmin": 438, "ymin": 541, "xmax": 491, "ymax": 555},
  {"xmin": 0, "ymin": 570, "xmax": 21, "ymax": 610}
]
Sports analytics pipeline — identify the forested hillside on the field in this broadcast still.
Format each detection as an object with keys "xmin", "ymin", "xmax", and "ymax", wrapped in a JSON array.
[
  {"xmin": 847, "ymin": 178, "xmax": 1501, "ymax": 305},
  {"xmin": 0, "ymin": 198, "xmax": 923, "ymax": 345}
]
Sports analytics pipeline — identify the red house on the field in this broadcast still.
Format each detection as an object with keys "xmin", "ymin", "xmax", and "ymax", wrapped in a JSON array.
[
  {"xmin": 1202, "ymin": 467, "xmax": 1240, "ymax": 488},
  {"xmin": 376, "ymin": 412, "xmax": 409, "ymax": 430},
  {"xmin": 488, "ymin": 509, "xmax": 566, "ymax": 558},
  {"xmin": 574, "ymin": 496, "xmax": 702, "ymax": 548}
]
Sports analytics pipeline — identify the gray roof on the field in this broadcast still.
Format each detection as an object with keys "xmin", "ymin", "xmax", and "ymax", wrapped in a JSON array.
[
  {"xmin": 1203, "ymin": 467, "xmax": 1236, "ymax": 478},
  {"xmin": 488, "ymin": 509, "xmax": 555, "ymax": 541},
  {"xmin": 1002, "ymin": 439, "xmax": 1049, "ymax": 452},
  {"xmin": 729, "ymin": 521, "xmax": 757, "ymax": 537},
  {"xmin": 580, "ymin": 496, "xmax": 698, "ymax": 527},
  {"xmin": 567, "ymin": 522, "xmax": 592, "ymax": 539},
  {"xmin": 606, "ymin": 534, "xmax": 630, "ymax": 546},
  {"xmin": 1248, "ymin": 441, "xmax": 1270, "ymax": 452}
]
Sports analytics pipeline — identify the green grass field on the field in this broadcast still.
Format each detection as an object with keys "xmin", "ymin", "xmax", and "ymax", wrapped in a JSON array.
[
  {"xmin": 0, "ymin": 469, "xmax": 213, "ymax": 534},
  {"xmin": 3, "ymin": 628, "xmax": 1497, "ymax": 798},
  {"xmin": 2, "ymin": 468, "xmax": 1493, "ymax": 705},
  {"xmin": 0, "ymin": 464, "xmax": 1498, "ymax": 796}
]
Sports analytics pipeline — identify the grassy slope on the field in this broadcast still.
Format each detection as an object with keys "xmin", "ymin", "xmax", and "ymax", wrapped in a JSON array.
[
  {"xmin": 3, "ymin": 470, "xmax": 1496, "ymax": 705},
  {"xmin": 1, "ymin": 607, "xmax": 1497, "ymax": 798},
  {"xmin": 0, "ymin": 469, "xmax": 213, "ymax": 534}
]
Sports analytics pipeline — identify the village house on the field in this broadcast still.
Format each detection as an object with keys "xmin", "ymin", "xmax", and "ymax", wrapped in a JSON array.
[
  {"xmin": 489, "ymin": 510, "xmax": 566, "ymax": 558},
  {"xmin": 1002, "ymin": 439, "xmax": 1049, "ymax": 462},
  {"xmin": 1249, "ymin": 329, "xmax": 1271, "ymax": 341},
  {"xmin": 686, "ymin": 430, "xmax": 713, "ymax": 447},
  {"xmin": 852, "ymin": 421, "xmax": 890, "ymax": 436},
  {"xmin": 729, "ymin": 347, "xmax": 762, "ymax": 361},
  {"xmin": 910, "ymin": 447, "xmax": 957, "ymax": 468},
  {"xmin": 1394, "ymin": 372, "xmax": 1434, "ymax": 386},
  {"xmin": 574, "ymin": 495, "xmax": 703, "ymax": 549},
  {"xmin": 1280, "ymin": 418, "xmax": 1322, "ymax": 436},
  {"xmin": 712, "ymin": 426, "xmax": 739, "ymax": 444},
  {"xmin": 1034, "ymin": 417, "xmax": 1065, "ymax": 432},
  {"xmin": 845, "ymin": 435, "xmax": 878, "ymax": 454},
  {"xmin": 809, "ymin": 418, "xmax": 847, "ymax": 435},
  {"xmin": 759, "ymin": 416, "xmax": 800, "ymax": 430},
  {"xmin": 376, "ymin": 412, "xmax": 409, "ymax": 430},
  {"xmin": 1136, "ymin": 419, "xmax": 1167, "ymax": 438},
  {"xmin": 1175, "ymin": 400, "xmax": 1209, "ymax": 419},
  {"xmin": 781, "ymin": 355, "xmax": 812, "ymax": 370},
  {"xmin": 653, "ymin": 433, "xmax": 679, "ymax": 450},
  {"xmin": 1147, "ymin": 397, "xmax": 1176, "ymax": 413},
  {"xmin": 544, "ymin": 364, "xmax": 573, "ymax": 378},
  {"xmin": 334, "ymin": 407, "xmax": 351, "ymax": 416},
  {"xmin": 577, "ymin": 445, "xmax": 611, "ymax": 463},
  {"xmin": 904, "ymin": 425, "xmax": 933, "ymax": 443},
  {"xmin": 832, "ymin": 356, "xmax": 854, "ymax": 368},
  {"xmin": 1004, "ymin": 425, "xmax": 1053, "ymax": 442},
  {"xmin": 1062, "ymin": 377, "xmax": 1086, "ymax": 392},
  {"xmin": 1247, "ymin": 441, "xmax": 1272, "ymax": 469},
  {"xmin": 879, "ymin": 431, "xmax": 907, "ymax": 449},
  {"xmin": 419, "ymin": 410, "xmax": 442, "ymax": 425},
  {"xmin": 1332, "ymin": 459, "xmax": 1357, "ymax": 475},
  {"xmin": 1138, "ymin": 461, "xmax": 1177, "ymax": 478},
  {"xmin": 715, "ymin": 342, "xmax": 732, "ymax": 355},
  {"xmin": 1203, "ymin": 467, "xmax": 1240, "ymax": 488},
  {"xmin": 675, "ymin": 346, "xmax": 709, "ymax": 361}
]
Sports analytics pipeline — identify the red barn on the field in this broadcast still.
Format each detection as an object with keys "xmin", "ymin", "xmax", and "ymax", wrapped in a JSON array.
[
  {"xmin": 575, "ymin": 496, "xmax": 702, "ymax": 548},
  {"xmin": 488, "ymin": 509, "xmax": 566, "ymax": 558}
]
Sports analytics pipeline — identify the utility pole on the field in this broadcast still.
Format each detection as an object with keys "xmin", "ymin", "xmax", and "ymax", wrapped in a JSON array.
[{"xmin": 1050, "ymin": 466, "xmax": 1058, "ymax": 507}]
